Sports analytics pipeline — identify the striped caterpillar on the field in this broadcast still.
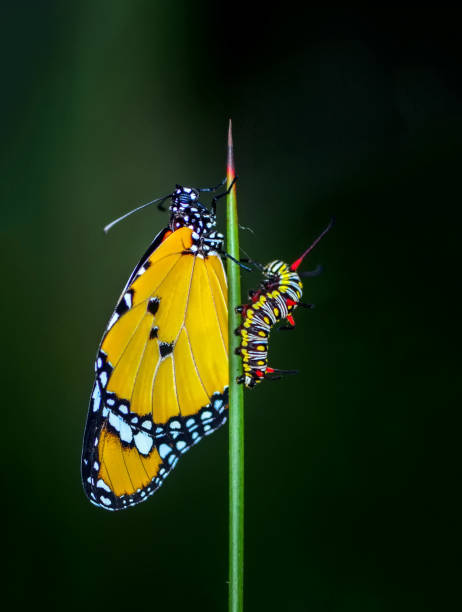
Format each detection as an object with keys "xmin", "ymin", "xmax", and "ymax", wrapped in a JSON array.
[{"xmin": 235, "ymin": 221, "xmax": 332, "ymax": 388}]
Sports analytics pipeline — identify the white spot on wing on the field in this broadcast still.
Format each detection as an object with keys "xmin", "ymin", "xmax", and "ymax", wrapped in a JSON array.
[
  {"xmin": 109, "ymin": 411, "xmax": 120, "ymax": 432},
  {"xmin": 158, "ymin": 443, "xmax": 171, "ymax": 459},
  {"xmin": 97, "ymin": 479, "xmax": 111, "ymax": 492},
  {"xmin": 124, "ymin": 292, "xmax": 132, "ymax": 308},
  {"xmin": 107, "ymin": 312, "xmax": 119, "ymax": 330},
  {"xmin": 92, "ymin": 384, "xmax": 101, "ymax": 412},
  {"xmin": 134, "ymin": 431, "xmax": 154, "ymax": 455},
  {"xmin": 119, "ymin": 421, "xmax": 133, "ymax": 444}
]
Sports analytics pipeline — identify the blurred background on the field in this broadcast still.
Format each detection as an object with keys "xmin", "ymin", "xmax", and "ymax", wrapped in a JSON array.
[{"xmin": 3, "ymin": 4, "xmax": 461, "ymax": 610}]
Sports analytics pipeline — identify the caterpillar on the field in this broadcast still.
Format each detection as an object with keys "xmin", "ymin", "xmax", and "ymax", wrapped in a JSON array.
[{"xmin": 235, "ymin": 220, "xmax": 332, "ymax": 388}]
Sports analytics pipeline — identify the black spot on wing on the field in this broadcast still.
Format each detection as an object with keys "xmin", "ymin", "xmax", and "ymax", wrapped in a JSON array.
[
  {"xmin": 149, "ymin": 326, "xmax": 159, "ymax": 339},
  {"xmin": 147, "ymin": 297, "xmax": 160, "ymax": 316},
  {"xmin": 159, "ymin": 342, "xmax": 174, "ymax": 358}
]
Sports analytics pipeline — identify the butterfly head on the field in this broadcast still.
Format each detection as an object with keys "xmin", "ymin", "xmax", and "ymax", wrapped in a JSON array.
[
  {"xmin": 171, "ymin": 185, "xmax": 201, "ymax": 206},
  {"xmin": 169, "ymin": 185, "xmax": 215, "ymax": 231}
]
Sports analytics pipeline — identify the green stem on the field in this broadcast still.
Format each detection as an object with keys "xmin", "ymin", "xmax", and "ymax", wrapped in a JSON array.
[{"xmin": 226, "ymin": 119, "xmax": 244, "ymax": 612}]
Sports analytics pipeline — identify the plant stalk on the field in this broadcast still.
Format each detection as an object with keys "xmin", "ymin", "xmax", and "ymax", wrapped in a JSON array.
[{"xmin": 226, "ymin": 119, "xmax": 244, "ymax": 612}]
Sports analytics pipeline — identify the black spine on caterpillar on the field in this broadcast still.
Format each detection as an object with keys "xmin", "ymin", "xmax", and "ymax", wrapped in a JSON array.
[{"xmin": 235, "ymin": 220, "xmax": 333, "ymax": 388}]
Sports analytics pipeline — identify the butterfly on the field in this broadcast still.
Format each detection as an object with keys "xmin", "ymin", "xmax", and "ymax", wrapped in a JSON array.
[
  {"xmin": 235, "ymin": 220, "xmax": 333, "ymax": 387},
  {"xmin": 81, "ymin": 182, "xmax": 233, "ymax": 510}
]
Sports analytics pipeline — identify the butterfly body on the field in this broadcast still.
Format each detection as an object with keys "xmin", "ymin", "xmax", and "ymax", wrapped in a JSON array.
[
  {"xmin": 168, "ymin": 186, "xmax": 224, "ymax": 255},
  {"xmin": 82, "ymin": 185, "xmax": 229, "ymax": 511}
]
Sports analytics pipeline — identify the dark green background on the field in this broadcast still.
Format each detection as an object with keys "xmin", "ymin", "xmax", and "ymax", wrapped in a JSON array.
[{"xmin": 3, "ymin": 4, "xmax": 460, "ymax": 610}]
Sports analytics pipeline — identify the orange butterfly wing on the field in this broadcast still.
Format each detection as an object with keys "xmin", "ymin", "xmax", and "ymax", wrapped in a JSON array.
[{"xmin": 81, "ymin": 227, "xmax": 228, "ymax": 510}]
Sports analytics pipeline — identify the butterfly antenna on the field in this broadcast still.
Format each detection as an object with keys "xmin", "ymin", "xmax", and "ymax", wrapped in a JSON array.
[
  {"xmin": 290, "ymin": 218, "xmax": 334, "ymax": 271},
  {"xmin": 103, "ymin": 194, "xmax": 172, "ymax": 234}
]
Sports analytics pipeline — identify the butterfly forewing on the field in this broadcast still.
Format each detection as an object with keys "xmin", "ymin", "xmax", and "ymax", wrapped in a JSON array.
[{"xmin": 82, "ymin": 227, "xmax": 228, "ymax": 510}]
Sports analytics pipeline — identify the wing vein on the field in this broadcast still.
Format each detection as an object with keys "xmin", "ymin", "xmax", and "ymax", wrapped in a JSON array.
[
  {"xmin": 209, "ymin": 259, "xmax": 227, "ymax": 303},
  {"xmin": 204, "ymin": 261, "xmax": 227, "ymax": 353},
  {"xmin": 173, "ymin": 254, "xmax": 213, "ymax": 400},
  {"xmin": 183, "ymin": 326, "xmax": 210, "ymax": 399},
  {"xmin": 128, "ymin": 324, "xmax": 150, "ymax": 411},
  {"xmin": 171, "ymin": 354, "xmax": 182, "ymax": 417},
  {"xmin": 131, "ymin": 251, "xmax": 186, "ymax": 306},
  {"xmin": 108, "ymin": 310, "xmax": 148, "ymax": 372},
  {"xmin": 174, "ymin": 254, "xmax": 196, "ymax": 344},
  {"xmin": 120, "ymin": 443, "xmax": 135, "ymax": 492},
  {"xmin": 149, "ymin": 346, "xmax": 163, "ymax": 424}
]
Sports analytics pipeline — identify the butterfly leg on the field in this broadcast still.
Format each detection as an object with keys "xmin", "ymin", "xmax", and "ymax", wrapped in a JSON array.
[
  {"xmin": 198, "ymin": 177, "xmax": 227, "ymax": 193},
  {"xmin": 210, "ymin": 176, "xmax": 238, "ymax": 214},
  {"xmin": 223, "ymin": 251, "xmax": 251, "ymax": 271}
]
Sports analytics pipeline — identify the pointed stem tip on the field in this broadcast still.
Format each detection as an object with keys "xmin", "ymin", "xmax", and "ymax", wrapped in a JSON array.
[{"xmin": 227, "ymin": 119, "xmax": 235, "ymax": 180}]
